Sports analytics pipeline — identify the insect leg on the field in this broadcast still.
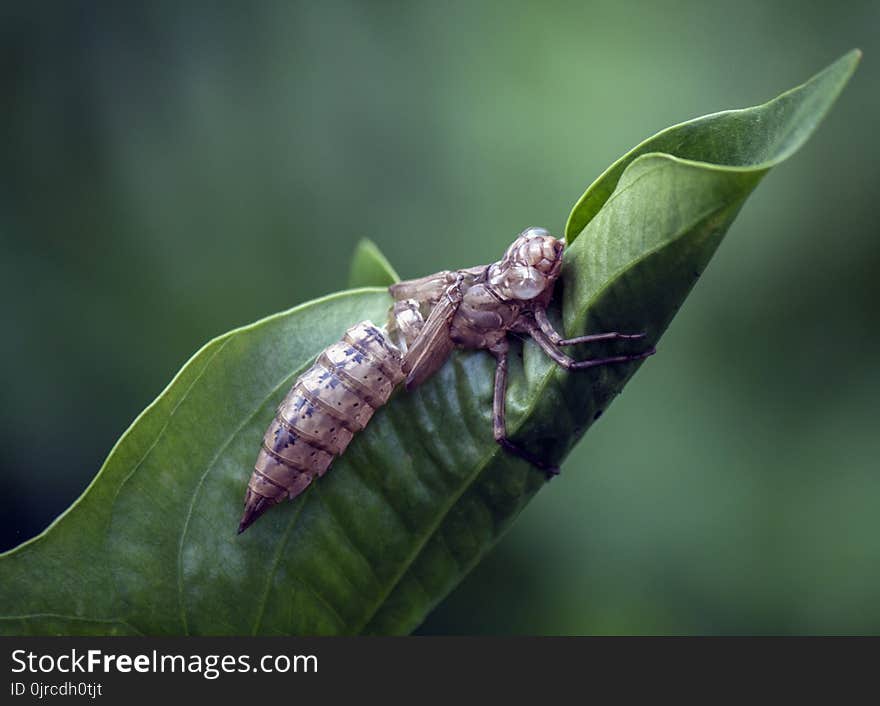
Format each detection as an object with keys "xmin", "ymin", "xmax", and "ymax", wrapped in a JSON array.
[
  {"xmin": 533, "ymin": 307, "xmax": 645, "ymax": 346},
  {"xmin": 491, "ymin": 344, "xmax": 560, "ymax": 478},
  {"xmin": 528, "ymin": 325, "xmax": 655, "ymax": 370}
]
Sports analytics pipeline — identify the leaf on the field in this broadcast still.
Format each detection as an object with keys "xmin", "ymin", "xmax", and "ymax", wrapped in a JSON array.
[
  {"xmin": 0, "ymin": 51, "xmax": 858, "ymax": 635},
  {"xmin": 348, "ymin": 238, "xmax": 400, "ymax": 288}
]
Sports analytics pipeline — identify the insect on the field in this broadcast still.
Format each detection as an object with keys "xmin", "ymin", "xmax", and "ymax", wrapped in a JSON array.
[{"xmin": 238, "ymin": 227, "xmax": 654, "ymax": 533}]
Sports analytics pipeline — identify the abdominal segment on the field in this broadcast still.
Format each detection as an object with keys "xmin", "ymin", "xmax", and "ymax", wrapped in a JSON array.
[{"xmin": 239, "ymin": 321, "xmax": 404, "ymax": 533}]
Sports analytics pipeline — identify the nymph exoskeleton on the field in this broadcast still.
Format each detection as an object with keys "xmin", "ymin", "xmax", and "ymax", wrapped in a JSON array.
[{"xmin": 239, "ymin": 227, "xmax": 653, "ymax": 533}]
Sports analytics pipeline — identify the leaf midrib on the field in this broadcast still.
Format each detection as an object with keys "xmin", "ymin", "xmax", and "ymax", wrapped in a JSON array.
[{"xmin": 250, "ymin": 490, "xmax": 310, "ymax": 635}]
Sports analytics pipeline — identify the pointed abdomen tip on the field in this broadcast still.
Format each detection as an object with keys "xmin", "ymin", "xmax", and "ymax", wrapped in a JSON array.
[{"xmin": 238, "ymin": 489, "xmax": 273, "ymax": 535}]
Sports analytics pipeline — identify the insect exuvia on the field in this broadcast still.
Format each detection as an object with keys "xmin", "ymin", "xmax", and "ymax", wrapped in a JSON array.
[{"xmin": 238, "ymin": 227, "xmax": 655, "ymax": 533}]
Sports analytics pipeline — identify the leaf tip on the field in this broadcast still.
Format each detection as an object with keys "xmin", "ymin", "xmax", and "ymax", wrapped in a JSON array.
[
  {"xmin": 348, "ymin": 238, "xmax": 401, "ymax": 288},
  {"xmin": 816, "ymin": 48, "xmax": 861, "ymax": 89}
]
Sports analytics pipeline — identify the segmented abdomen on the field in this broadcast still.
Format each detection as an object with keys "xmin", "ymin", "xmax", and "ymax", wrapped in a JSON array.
[{"xmin": 239, "ymin": 321, "xmax": 404, "ymax": 533}]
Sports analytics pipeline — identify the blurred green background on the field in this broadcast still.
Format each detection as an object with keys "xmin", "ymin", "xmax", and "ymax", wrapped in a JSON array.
[{"xmin": 2, "ymin": 0, "xmax": 878, "ymax": 634}]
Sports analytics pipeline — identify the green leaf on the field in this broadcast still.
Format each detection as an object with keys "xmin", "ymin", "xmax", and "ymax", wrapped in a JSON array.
[
  {"xmin": 348, "ymin": 238, "xmax": 400, "ymax": 288},
  {"xmin": 0, "ymin": 51, "xmax": 858, "ymax": 635}
]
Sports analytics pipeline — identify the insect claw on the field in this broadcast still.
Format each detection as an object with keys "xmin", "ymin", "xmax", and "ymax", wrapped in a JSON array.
[
  {"xmin": 497, "ymin": 438, "xmax": 559, "ymax": 477},
  {"xmin": 544, "ymin": 465, "xmax": 560, "ymax": 479}
]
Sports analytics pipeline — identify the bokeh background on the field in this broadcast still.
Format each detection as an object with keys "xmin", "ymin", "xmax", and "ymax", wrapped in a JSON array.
[{"xmin": 2, "ymin": 0, "xmax": 878, "ymax": 634}]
